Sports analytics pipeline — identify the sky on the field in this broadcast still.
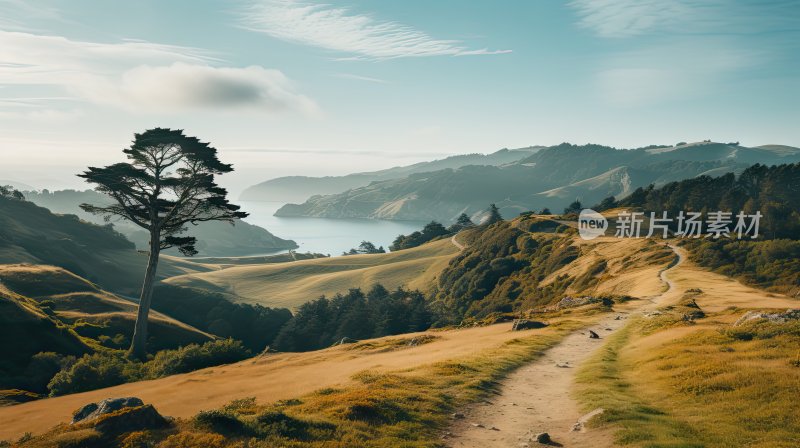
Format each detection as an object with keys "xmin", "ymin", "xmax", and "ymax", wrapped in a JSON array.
[{"xmin": 0, "ymin": 0, "xmax": 798, "ymax": 194}]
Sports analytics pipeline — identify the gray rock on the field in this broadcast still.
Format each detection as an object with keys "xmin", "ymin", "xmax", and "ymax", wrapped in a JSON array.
[
  {"xmin": 512, "ymin": 319, "xmax": 548, "ymax": 331},
  {"xmin": 72, "ymin": 397, "xmax": 144, "ymax": 424},
  {"xmin": 534, "ymin": 432, "xmax": 551, "ymax": 444},
  {"xmin": 588, "ymin": 330, "xmax": 600, "ymax": 339}
]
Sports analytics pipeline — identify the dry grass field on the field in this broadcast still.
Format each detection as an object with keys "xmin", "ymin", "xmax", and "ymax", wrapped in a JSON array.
[{"xmin": 162, "ymin": 238, "xmax": 460, "ymax": 308}]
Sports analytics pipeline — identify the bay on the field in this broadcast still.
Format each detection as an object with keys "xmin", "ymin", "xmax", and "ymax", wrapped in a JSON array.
[{"xmin": 239, "ymin": 201, "xmax": 428, "ymax": 257}]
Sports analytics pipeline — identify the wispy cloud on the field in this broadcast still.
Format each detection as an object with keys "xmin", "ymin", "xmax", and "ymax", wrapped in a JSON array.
[
  {"xmin": 569, "ymin": 0, "xmax": 800, "ymax": 38},
  {"xmin": 334, "ymin": 73, "xmax": 389, "ymax": 84},
  {"xmin": 0, "ymin": 30, "xmax": 317, "ymax": 114},
  {"xmin": 238, "ymin": 0, "xmax": 511, "ymax": 60}
]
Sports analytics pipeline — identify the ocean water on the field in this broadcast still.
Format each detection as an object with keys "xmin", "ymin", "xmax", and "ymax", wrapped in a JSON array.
[{"xmin": 239, "ymin": 201, "xmax": 428, "ymax": 257}]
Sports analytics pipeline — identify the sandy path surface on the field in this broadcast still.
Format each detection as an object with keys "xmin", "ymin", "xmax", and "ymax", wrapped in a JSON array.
[{"xmin": 446, "ymin": 245, "xmax": 684, "ymax": 448}]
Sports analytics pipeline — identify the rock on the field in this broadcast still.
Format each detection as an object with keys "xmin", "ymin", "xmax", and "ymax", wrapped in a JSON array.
[
  {"xmin": 512, "ymin": 319, "xmax": 548, "ymax": 331},
  {"xmin": 534, "ymin": 432, "xmax": 551, "ymax": 444},
  {"xmin": 734, "ymin": 309, "xmax": 800, "ymax": 326},
  {"xmin": 452, "ymin": 412, "xmax": 465, "ymax": 419},
  {"xmin": 72, "ymin": 397, "xmax": 144, "ymax": 424},
  {"xmin": 490, "ymin": 426, "xmax": 500, "ymax": 431},
  {"xmin": 93, "ymin": 404, "xmax": 169, "ymax": 435},
  {"xmin": 588, "ymin": 330, "xmax": 600, "ymax": 339},
  {"xmin": 471, "ymin": 422, "xmax": 485, "ymax": 428},
  {"xmin": 614, "ymin": 315, "xmax": 622, "ymax": 320}
]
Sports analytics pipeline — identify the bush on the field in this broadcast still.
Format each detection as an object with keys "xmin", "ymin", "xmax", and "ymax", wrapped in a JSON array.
[
  {"xmin": 193, "ymin": 410, "xmax": 249, "ymax": 436},
  {"xmin": 48, "ymin": 352, "xmax": 141, "ymax": 396},
  {"xmin": 48, "ymin": 339, "xmax": 251, "ymax": 396},
  {"xmin": 146, "ymin": 339, "xmax": 250, "ymax": 377}
]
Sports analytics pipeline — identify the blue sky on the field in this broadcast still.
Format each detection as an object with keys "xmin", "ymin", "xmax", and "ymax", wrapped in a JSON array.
[{"xmin": 0, "ymin": 0, "xmax": 798, "ymax": 192}]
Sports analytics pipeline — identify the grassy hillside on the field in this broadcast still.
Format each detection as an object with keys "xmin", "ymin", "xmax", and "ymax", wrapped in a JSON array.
[
  {"xmin": 430, "ymin": 216, "xmax": 673, "ymax": 323},
  {"xmin": 0, "ymin": 265, "xmax": 213, "ymax": 352},
  {"xmin": 163, "ymin": 238, "xmax": 459, "ymax": 309},
  {"xmin": 0, "ymin": 193, "xmax": 218, "ymax": 295},
  {"xmin": 24, "ymin": 189, "xmax": 297, "ymax": 257},
  {"xmin": 576, "ymin": 249, "xmax": 800, "ymax": 447}
]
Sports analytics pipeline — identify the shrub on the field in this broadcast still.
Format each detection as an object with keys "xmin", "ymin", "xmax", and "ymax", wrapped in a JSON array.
[
  {"xmin": 193, "ymin": 410, "xmax": 249, "ymax": 436},
  {"xmin": 48, "ymin": 339, "xmax": 251, "ymax": 396},
  {"xmin": 47, "ymin": 352, "xmax": 141, "ymax": 396},
  {"xmin": 145, "ymin": 339, "xmax": 250, "ymax": 377}
]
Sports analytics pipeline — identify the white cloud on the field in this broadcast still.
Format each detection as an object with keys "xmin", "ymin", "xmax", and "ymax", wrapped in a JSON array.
[
  {"xmin": 79, "ymin": 63, "xmax": 318, "ymax": 113},
  {"xmin": 238, "ymin": 0, "xmax": 511, "ymax": 60},
  {"xmin": 0, "ymin": 30, "xmax": 317, "ymax": 114}
]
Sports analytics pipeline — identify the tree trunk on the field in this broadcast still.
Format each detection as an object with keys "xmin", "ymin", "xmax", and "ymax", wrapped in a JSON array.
[{"xmin": 129, "ymin": 229, "xmax": 160, "ymax": 360}]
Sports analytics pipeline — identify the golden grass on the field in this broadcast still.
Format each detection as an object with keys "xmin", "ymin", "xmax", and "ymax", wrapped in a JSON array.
[
  {"xmin": 577, "ymin": 313, "xmax": 800, "ymax": 447},
  {"xmin": 163, "ymin": 239, "xmax": 460, "ymax": 309},
  {"xmin": 16, "ymin": 320, "xmax": 584, "ymax": 448}
]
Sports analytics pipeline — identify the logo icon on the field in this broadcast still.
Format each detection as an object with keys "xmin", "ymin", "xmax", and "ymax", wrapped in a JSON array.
[{"xmin": 578, "ymin": 209, "xmax": 608, "ymax": 240}]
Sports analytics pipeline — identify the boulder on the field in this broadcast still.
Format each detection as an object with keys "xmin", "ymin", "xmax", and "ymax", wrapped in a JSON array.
[
  {"xmin": 512, "ymin": 319, "xmax": 548, "ymax": 331},
  {"xmin": 72, "ymin": 397, "xmax": 144, "ymax": 424},
  {"xmin": 93, "ymin": 404, "xmax": 170, "ymax": 435},
  {"xmin": 588, "ymin": 330, "xmax": 600, "ymax": 339}
]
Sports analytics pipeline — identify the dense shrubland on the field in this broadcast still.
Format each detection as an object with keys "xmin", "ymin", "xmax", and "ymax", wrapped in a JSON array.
[
  {"xmin": 47, "ymin": 339, "xmax": 249, "ymax": 396},
  {"xmin": 682, "ymin": 239, "xmax": 800, "ymax": 296},
  {"xmin": 609, "ymin": 163, "xmax": 800, "ymax": 239},
  {"xmin": 389, "ymin": 221, "xmax": 450, "ymax": 251},
  {"xmin": 430, "ymin": 220, "xmax": 580, "ymax": 324},
  {"xmin": 152, "ymin": 285, "xmax": 292, "ymax": 352},
  {"xmin": 272, "ymin": 285, "xmax": 431, "ymax": 352}
]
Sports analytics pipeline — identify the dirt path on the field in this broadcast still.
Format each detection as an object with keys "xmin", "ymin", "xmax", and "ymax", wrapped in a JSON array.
[
  {"xmin": 446, "ymin": 244, "xmax": 684, "ymax": 448},
  {"xmin": 451, "ymin": 234, "xmax": 465, "ymax": 250}
]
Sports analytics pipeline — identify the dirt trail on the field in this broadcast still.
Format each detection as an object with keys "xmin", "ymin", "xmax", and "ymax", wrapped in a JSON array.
[{"xmin": 447, "ymin": 244, "xmax": 684, "ymax": 448}]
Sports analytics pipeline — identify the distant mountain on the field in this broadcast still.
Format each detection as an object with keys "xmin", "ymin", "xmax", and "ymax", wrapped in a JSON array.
[
  {"xmin": 240, "ymin": 147, "xmax": 543, "ymax": 203},
  {"xmin": 0, "ymin": 180, "xmax": 35, "ymax": 191},
  {"xmin": 275, "ymin": 142, "xmax": 800, "ymax": 223},
  {"xmin": 24, "ymin": 189, "xmax": 298, "ymax": 257}
]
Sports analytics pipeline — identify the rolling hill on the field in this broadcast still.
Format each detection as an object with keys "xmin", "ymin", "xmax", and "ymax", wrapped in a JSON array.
[
  {"xmin": 240, "ymin": 147, "xmax": 542, "ymax": 203},
  {"xmin": 23, "ymin": 189, "xmax": 297, "ymax": 257},
  {"xmin": 163, "ymin": 238, "xmax": 460, "ymax": 309},
  {"xmin": 275, "ymin": 141, "xmax": 800, "ymax": 223},
  {"xmin": 0, "ymin": 193, "xmax": 217, "ymax": 296}
]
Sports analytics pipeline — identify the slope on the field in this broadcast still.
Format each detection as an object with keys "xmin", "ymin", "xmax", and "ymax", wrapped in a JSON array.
[
  {"xmin": 163, "ymin": 238, "xmax": 460, "ymax": 308},
  {"xmin": 24, "ymin": 189, "xmax": 297, "ymax": 257},
  {"xmin": 275, "ymin": 141, "xmax": 800, "ymax": 222}
]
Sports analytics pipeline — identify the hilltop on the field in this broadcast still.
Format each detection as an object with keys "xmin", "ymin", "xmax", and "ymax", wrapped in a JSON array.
[
  {"xmin": 275, "ymin": 141, "xmax": 800, "ymax": 222},
  {"xmin": 240, "ymin": 147, "xmax": 542, "ymax": 203}
]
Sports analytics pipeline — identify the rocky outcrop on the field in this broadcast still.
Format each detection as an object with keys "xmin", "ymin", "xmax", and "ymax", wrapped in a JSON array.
[
  {"xmin": 72, "ymin": 397, "xmax": 145, "ymax": 424},
  {"xmin": 734, "ymin": 309, "xmax": 800, "ymax": 326}
]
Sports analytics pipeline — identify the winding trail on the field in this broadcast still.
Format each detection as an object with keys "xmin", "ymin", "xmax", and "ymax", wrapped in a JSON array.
[
  {"xmin": 446, "ymin": 244, "xmax": 685, "ymax": 448},
  {"xmin": 451, "ymin": 234, "xmax": 465, "ymax": 250}
]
